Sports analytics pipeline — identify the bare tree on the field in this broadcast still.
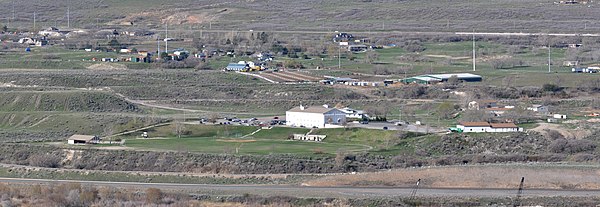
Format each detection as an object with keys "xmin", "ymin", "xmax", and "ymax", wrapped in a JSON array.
[{"xmin": 173, "ymin": 116, "xmax": 186, "ymax": 138}]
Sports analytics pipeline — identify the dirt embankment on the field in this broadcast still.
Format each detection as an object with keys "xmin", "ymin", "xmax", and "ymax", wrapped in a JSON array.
[
  {"xmin": 0, "ymin": 144, "xmax": 390, "ymax": 174},
  {"xmin": 304, "ymin": 164, "xmax": 600, "ymax": 190},
  {"xmin": 530, "ymin": 123, "xmax": 592, "ymax": 139}
]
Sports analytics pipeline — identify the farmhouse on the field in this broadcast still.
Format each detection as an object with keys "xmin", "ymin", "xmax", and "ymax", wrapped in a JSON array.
[
  {"xmin": 38, "ymin": 27, "xmax": 67, "ymax": 37},
  {"xmin": 286, "ymin": 105, "xmax": 347, "ymax": 128},
  {"xmin": 485, "ymin": 107, "xmax": 512, "ymax": 117},
  {"xmin": 67, "ymin": 134, "xmax": 101, "ymax": 145},
  {"xmin": 468, "ymin": 100, "xmax": 498, "ymax": 110},
  {"xmin": 456, "ymin": 122, "xmax": 521, "ymax": 133},
  {"xmin": 527, "ymin": 104, "xmax": 549, "ymax": 113},
  {"xmin": 337, "ymin": 107, "xmax": 369, "ymax": 119}
]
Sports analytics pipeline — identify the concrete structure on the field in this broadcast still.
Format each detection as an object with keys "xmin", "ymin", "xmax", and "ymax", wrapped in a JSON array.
[
  {"xmin": 67, "ymin": 134, "xmax": 100, "ymax": 145},
  {"xmin": 457, "ymin": 122, "xmax": 522, "ymax": 133},
  {"xmin": 291, "ymin": 134, "xmax": 327, "ymax": 142},
  {"xmin": 286, "ymin": 105, "xmax": 347, "ymax": 128}
]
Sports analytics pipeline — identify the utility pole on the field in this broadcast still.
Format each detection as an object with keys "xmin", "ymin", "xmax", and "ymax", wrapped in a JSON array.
[
  {"xmin": 409, "ymin": 179, "xmax": 421, "ymax": 200},
  {"xmin": 67, "ymin": 0, "xmax": 70, "ymax": 28},
  {"xmin": 548, "ymin": 45, "xmax": 551, "ymax": 73},
  {"xmin": 514, "ymin": 177, "xmax": 525, "ymax": 207},
  {"xmin": 157, "ymin": 36, "xmax": 160, "ymax": 58},
  {"xmin": 33, "ymin": 11, "xmax": 36, "ymax": 31},
  {"xmin": 165, "ymin": 23, "xmax": 168, "ymax": 53},
  {"xmin": 338, "ymin": 45, "xmax": 341, "ymax": 69},
  {"xmin": 472, "ymin": 30, "xmax": 476, "ymax": 71}
]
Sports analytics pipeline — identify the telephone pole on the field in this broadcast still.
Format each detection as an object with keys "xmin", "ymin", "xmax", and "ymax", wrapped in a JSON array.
[
  {"xmin": 548, "ymin": 45, "xmax": 551, "ymax": 73},
  {"xmin": 66, "ymin": 0, "xmax": 71, "ymax": 28},
  {"xmin": 165, "ymin": 23, "xmax": 168, "ymax": 53},
  {"xmin": 472, "ymin": 31, "xmax": 476, "ymax": 71}
]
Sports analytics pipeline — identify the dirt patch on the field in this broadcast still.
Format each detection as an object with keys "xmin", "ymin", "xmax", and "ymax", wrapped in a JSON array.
[
  {"xmin": 303, "ymin": 165, "xmax": 600, "ymax": 190},
  {"xmin": 87, "ymin": 63, "xmax": 127, "ymax": 70},
  {"xmin": 479, "ymin": 55, "xmax": 512, "ymax": 62},
  {"xmin": 97, "ymin": 146, "xmax": 135, "ymax": 150},
  {"xmin": 425, "ymin": 55, "xmax": 470, "ymax": 60},
  {"xmin": 529, "ymin": 123, "xmax": 591, "ymax": 139},
  {"xmin": 217, "ymin": 139, "xmax": 257, "ymax": 143}
]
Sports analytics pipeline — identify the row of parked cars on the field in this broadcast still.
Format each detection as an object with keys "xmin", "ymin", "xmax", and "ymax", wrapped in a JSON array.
[{"xmin": 200, "ymin": 117, "xmax": 286, "ymax": 127}]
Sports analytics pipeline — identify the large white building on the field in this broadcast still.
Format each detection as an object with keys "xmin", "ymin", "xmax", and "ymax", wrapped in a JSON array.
[
  {"xmin": 286, "ymin": 105, "xmax": 347, "ymax": 128},
  {"xmin": 457, "ymin": 122, "xmax": 522, "ymax": 133}
]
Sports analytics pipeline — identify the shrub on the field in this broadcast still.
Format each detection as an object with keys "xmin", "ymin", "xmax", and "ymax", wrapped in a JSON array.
[
  {"xmin": 145, "ymin": 188, "xmax": 162, "ymax": 204},
  {"xmin": 28, "ymin": 154, "xmax": 61, "ymax": 168}
]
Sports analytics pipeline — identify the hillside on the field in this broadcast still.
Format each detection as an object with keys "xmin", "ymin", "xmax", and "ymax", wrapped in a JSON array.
[
  {"xmin": 1, "ymin": 0, "xmax": 599, "ymax": 32},
  {"xmin": 0, "ymin": 91, "xmax": 138, "ymax": 112}
]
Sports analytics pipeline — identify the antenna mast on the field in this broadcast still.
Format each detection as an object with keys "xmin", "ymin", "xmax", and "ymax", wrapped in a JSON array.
[
  {"xmin": 66, "ymin": 0, "xmax": 70, "ymax": 28},
  {"xmin": 472, "ymin": 30, "xmax": 476, "ymax": 71},
  {"xmin": 548, "ymin": 45, "xmax": 551, "ymax": 73},
  {"xmin": 165, "ymin": 23, "xmax": 168, "ymax": 53}
]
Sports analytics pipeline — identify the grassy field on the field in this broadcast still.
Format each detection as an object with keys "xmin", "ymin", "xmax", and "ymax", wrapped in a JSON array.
[{"xmin": 118, "ymin": 124, "xmax": 409, "ymax": 155}]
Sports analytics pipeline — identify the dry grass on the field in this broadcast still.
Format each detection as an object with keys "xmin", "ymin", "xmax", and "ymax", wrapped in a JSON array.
[{"xmin": 304, "ymin": 164, "xmax": 600, "ymax": 190}]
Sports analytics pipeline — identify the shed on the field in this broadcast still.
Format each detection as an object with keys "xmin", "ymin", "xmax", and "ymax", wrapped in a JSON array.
[
  {"xmin": 401, "ymin": 76, "xmax": 442, "ymax": 84},
  {"xmin": 426, "ymin": 73, "xmax": 482, "ymax": 82},
  {"xmin": 225, "ymin": 63, "xmax": 248, "ymax": 71},
  {"xmin": 67, "ymin": 134, "xmax": 100, "ymax": 145}
]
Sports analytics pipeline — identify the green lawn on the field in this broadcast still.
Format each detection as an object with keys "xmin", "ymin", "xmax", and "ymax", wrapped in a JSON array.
[
  {"xmin": 124, "ymin": 137, "xmax": 367, "ymax": 155},
  {"xmin": 119, "ymin": 124, "xmax": 421, "ymax": 155}
]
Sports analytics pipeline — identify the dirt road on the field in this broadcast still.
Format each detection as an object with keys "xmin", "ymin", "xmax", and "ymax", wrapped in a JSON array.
[{"xmin": 1, "ymin": 177, "xmax": 599, "ymax": 199}]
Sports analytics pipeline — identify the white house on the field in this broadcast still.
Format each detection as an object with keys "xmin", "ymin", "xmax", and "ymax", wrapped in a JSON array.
[
  {"xmin": 527, "ymin": 104, "xmax": 549, "ymax": 113},
  {"xmin": 457, "ymin": 122, "xmax": 522, "ymax": 133},
  {"xmin": 286, "ymin": 105, "xmax": 347, "ymax": 128},
  {"xmin": 553, "ymin": 114, "xmax": 567, "ymax": 119},
  {"xmin": 337, "ymin": 107, "xmax": 368, "ymax": 119},
  {"xmin": 67, "ymin": 134, "xmax": 101, "ymax": 145}
]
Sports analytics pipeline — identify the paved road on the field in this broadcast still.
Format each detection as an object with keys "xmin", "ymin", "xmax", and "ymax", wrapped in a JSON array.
[{"xmin": 1, "ymin": 177, "xmax": 599, "ymax": 198}]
